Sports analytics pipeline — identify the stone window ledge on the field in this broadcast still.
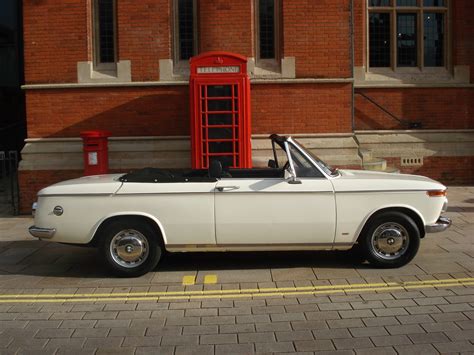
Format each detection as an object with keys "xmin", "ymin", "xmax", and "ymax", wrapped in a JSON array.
[
  {"xmin": 77, "ymin": 60, "xmax": 131, "ymax": 83},
  {"xmin": 355, "ymin": 65, "xmax": 471, "ymax": 88}
]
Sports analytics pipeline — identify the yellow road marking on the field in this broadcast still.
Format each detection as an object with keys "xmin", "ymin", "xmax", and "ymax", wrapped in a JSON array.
[
  {"xmin": 0, "ymin": 277, "xmax": 472, "ymax": 299},
  {"xmin": 182, "ymin": 275, "xmax": 196, "ymax": 286},
  {"xmin": 204, "ymin": 275, "xmax": 218, "ymax": 284},
  {"xmin": 0, "ymin": 278, "xmax": 472, "ymax": 303}
]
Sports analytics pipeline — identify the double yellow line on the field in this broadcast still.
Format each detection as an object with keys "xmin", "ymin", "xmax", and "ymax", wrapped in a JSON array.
[{"xmin": 0, "ymin": 277, "xmax": 472, "ymax": 304}]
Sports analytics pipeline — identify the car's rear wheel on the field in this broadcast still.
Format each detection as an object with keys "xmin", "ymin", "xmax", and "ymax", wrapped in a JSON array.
[
  {"xmin": 360, "ymin": 211, "xmax": 420, "ymax": 268},
  {"xmin": 100, "ymin": 219, "xmax": 162, "ymax": 277}
]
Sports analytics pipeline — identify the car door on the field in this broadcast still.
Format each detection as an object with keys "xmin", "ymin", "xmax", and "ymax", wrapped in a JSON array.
[{"xmin": 214, "ymin": 174, "xmax": 336, "ymax": 246}]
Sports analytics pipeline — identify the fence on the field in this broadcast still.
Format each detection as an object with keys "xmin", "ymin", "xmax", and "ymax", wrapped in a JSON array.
[{"xmin": 0, "ymin": 150, "xmax": 19, "ymax": 215}]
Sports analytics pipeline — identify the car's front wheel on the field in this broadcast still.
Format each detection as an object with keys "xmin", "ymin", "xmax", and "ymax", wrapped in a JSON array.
[
  {"xmin": 100, "ymin": 219, "xmax": 162, "ymax": 277},
  {"xmin": 360, "ymin": 211, "xmax": 420, "ymax": 268}
]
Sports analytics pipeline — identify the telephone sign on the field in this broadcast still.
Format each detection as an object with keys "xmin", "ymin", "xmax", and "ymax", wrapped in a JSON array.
[{"xmin": 190, "ymin": 52, "xmax": 252, "ymax": 169}]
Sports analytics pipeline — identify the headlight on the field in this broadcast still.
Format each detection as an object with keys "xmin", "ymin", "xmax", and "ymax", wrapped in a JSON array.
[{"xmin": 32, "ymin": 202, "xmax": 38, "ymax": 217}]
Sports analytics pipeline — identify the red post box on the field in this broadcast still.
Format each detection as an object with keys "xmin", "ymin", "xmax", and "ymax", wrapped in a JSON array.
[
  {"xmin": 80, "ymin": 130, "xmax": 111, "ymax": 176},
  {"xmin": 190, "ymin": 51, "xmax": 252, "ymax": 169}
]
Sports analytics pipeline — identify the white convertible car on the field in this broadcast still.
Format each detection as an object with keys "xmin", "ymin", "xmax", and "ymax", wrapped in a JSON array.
[{"xmin": 30, "ymin": 134, "xmax": 451, "ymax": 277}]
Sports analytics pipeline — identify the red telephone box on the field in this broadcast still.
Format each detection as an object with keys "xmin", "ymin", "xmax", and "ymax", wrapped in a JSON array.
[{"xmin": 190, "ymin": 52, "xmax": 252, "ymax": 169}]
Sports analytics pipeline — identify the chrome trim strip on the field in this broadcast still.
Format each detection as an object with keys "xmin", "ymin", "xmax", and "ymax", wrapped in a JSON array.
[
  {"xmin": 425, "ymin": 217, "xmax": 452, "ymax": 234},
  {"xmin": 29, "ymin": 226, "xmax": 56, "ymax": 239},
  {"xmin": 335, "ymin": 190, "xmax": 429, "ymax": 194},
  {"xmin": 117, "ymin": 191, "xmax": 334, "ymax": 196},
  {"xmin": 166, "ymin": 243, "xmax": 353, "ymax": 249},
  {"xmin": 37, "ymin": 193, "xmax": 115, "ymax": 197}
]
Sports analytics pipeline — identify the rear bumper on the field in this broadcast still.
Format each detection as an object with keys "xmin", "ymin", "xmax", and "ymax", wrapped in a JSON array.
[
  {"xmin": 425, "ymin": 217, "xmax": 452, "ymax": 234},
  {"xmin": 29, "ymin": 226, "xmax": 56, "ymax": 239}
]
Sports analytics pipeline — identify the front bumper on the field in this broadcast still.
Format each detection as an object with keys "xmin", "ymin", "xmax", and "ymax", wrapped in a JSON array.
[
  {"xmin": 425, "ymin": 216, "xmax": 452, "ymax": 233},
  {"xmin": 29, "ymin": 226, "xmax": 56, "ymax": 239}
]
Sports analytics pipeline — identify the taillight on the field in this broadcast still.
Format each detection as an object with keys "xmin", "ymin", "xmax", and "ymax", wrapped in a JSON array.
[{"xmin": 427, "ymin": 190, "xmax": 447, "ymax": 197}]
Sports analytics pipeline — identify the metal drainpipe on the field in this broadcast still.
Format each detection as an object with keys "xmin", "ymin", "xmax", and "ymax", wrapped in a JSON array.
[{"xmin": 350, "ymin": 0, "xmax": 355, "ymax": 133}]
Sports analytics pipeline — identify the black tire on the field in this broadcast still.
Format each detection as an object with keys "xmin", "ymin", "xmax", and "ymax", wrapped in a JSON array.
[
  {"xmin": 100, "ymin": 219, "xmax": 162, "ymax": 277},
  {"xmin": 360, "ymin": 211, "xmax": 420, "ymax": 268}
]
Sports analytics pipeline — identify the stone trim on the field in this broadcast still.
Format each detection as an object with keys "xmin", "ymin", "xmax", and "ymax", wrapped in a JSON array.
[
  {"xmin": 22, "ymin": 77, "xmax": 353, "ymax": 90},
  {"xmin": 77, "ymin": 60, "xmax": 132, "ymax": 83}
]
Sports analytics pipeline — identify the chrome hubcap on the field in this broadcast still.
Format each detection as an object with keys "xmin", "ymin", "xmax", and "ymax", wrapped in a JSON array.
[
  {"xmin": 371, "ymin": 222, "xmax": 409, "ymax": 260},
  {"xmin": 110, "ymin": 229, "xmax": 149, "ymax": 268}
]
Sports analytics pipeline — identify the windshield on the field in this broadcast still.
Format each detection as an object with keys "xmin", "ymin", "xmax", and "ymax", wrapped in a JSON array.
[{"xmin": 291, "ymin": 139, "xmax": 339, "ymax": 177}]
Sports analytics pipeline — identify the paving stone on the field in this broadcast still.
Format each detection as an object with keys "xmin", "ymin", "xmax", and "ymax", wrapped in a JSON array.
[
  {"xmin": 44, "ymin": 337, "xmax": 86, "ymax": 349},
  {"xmin": 82, "ymin": 312, "xmax": 117, "ymax": 320},
  {"xmin": 270, "ymin": 312, "xmax": 305, "ymax": 322},
  {"xmin": 276, "ymin": 330, "xmax": 313, "ymax": 341},
  {"xmin": 176, "ymin": 344, "xmax": 215, "ymax": 355},
  {"xmin": 103, "ymin": 303, "xmax": 137, "ymax": 311},
  {"xmin": 439, "ymin": 303, "xmax": 473, "ymax": 312},
  {"xmin": 25, "ymin": 320, "xmax": 62, "ymax": 330},
  {"xmin": 294, "ymin": 339, "xmax": 335, "ymax": 352},
  {"xmin": 200, "ymin": 333, "xmax": 237, "ymax": 344},
  {"xmin": 456, "ymin": 319, "xmax": 474, "ymax": 330},
  {"xmin": 236, "ymin": 314, "xmax": 270, "ymax": 324},
  {"xmin": 349, "ymin": 326, "xmax": 388, "ymax": 338},
  {"xmin": 169, "ymin": 302, "xmax": 201, "ymax": 310},
  {"xmin": 433, "ymin": 341, "xmax": 474, "ymax": 353},
  {"xmin": 284, "ymin": 304, "xmax": 318, "ymax": 313},
  {"xmin": 396, "ymin": 314, "xmax": 433, "ymax": 325},
  {"xmin": 108, "ymin": 327, "xmax": 146, "ymax": 337},
  {"xmin": 50, "ymin": 312, "xmax": 85, "ymax": 320},
  {"xmin": 255, "ymin": 342, "xmax": 295, "ymax": 353},
  {"xmin": 165, "ymin": 317, "xmax": 200, "ymax": 326},
  {"xmin": 333, "ymin": 337, "xmax": 374, "ymax": 350},
  {"xmin": 15, "ymin": 313, "xmax": 52, "ymax": 321},
  {"xmin": 201, "ymin": 315, "xmax": 235, "ymax": 325},
  {"xmin": 252, "ymin": 305, "xmax": 286, "ymax": 314},
  {"xmin": 130, "ymin": 318, "xmax": 166, "ymax": 328},
  {"xmin": 136, "ymin": 346, "xmax": 174, "ymax": 355},
  {"xmin": 219, "ymin": 323, "xmax": 255, "ymax": 334},
  {"xmin": 405, "ymin": 305, "xmax": 442, "ymax": 315},
  {"xmin": 73, "ymin": 327, "xmax": 110, "ymax": 338},
  {"xmin": 218, "ymin": 307, "xmax": 251, "ymax": 316},
  {"xmin": 319, "ymin": 302, "xmax": 352, "ymax": 311},
  {"xmin": 35, "ymin": 328, "xmax": 74, "ymax": 338},
  {"xmin": 151, "ymin": 310, "xmax": 185, "ymax": 318},
  {"xmin": 238, "ymin": 332, "xmax": 275, "ymax": 343},
  {"xmin": 370, "ymin": 335, "xmax": 411, "ymax": 347},
  {"xmin": 328, "ymin": 318, "xmax": 365, "ymax": 329},
  {"xmin": 95, "ymin": 348, "xmax": 135, "ymax": 355},
  {"xmin": 414, "ymin": 297, "xmax": 449, "ymax": 306},
  {"xmin": 161, "ymin": 335, "xmax": 199, "ymax": 346},
  {"xmin": 185, "ymin": 308, "xmax": 218, "ymax": 317},
  {"xmin": 339, "ymin": 310, "xmax": 375, "ymax": 319},
  {"xmin": 394, "ymin": 344, "xmax": 438, "ymax": 355},
  {"xmin": 373, "ymin": 308, "xmax": 408, "ymax": 317},
  {"xmin": 420, "ymin": 321, "xmax": 461, "ymax": 332},
  {"xmin": 215, "ymin": 343, "xmax": 254, "ymax": 355},
  {"xmin": 311, "ymin": 328, "xmax": 352, "ymax": 339},
  {"xmin": 116, "ymin": 311, "xmax": 151, "ymax": 319},
  {"xmin": 94, "ymin": 319, "xmax": 131, "ymax": 328},
  {"xmin": 408, "ymin": 332, "xmax": 450, "ymax": 344},
  {"xmin": 83, "ymin": 337, "xmax": 124, "ymax": 348},
  {"xmin": 350, "ymin": 301, "xmax": 385, "ymax": 310},
  {"xmin": 385, "ymin": 324, "xmax": 425, "ymax": 335},
  {"xmin": 444, "ymin": 329, "xmax": 474, "ymax": 341},
  {"xmin": 182, "ymin": 325, "xmax": 218, "ymax": 335},
  {"xmin": 145, "ymin": 326, "xmax": 182, "ymax": 336},
  {"xmin": 305, "ymin": 311, "xmax": 340, "ymax": 321},
  {"xmin": 122, "ymin": 335, "xmax": 162, "ymax": 347},
  {"xmin": 291, "ymin": 320, "xmax": 327, "ymax": 331}
]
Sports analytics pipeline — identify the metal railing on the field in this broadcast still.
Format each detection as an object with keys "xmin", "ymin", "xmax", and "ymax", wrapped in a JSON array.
[
  {"xmin": 0, "ymin": 150, "xmax": 19, "ymax": 215},
  {"xmin": 355, "ymin": 91, "xmax": 422, "ymax": 129}
]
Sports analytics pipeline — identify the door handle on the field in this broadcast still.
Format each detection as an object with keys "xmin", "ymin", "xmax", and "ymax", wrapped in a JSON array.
[{"xmin": 216, "ymin": 186, "xmax": 240, "ymax": 192}]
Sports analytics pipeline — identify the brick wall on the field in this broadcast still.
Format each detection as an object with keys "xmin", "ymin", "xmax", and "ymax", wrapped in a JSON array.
[
  {"xmin": 25, "ymin": 83, "xmax": 352, "ymax": 138},
  {"xmin": 199, "ymin": 0, "xmax": 253, "ymax": 56},
  {"xmin": 355, "ymin": 88, "xmax": 474, "ymax": 130},
  {"xmin": 283, "ymin": 0, "xmax": 352, "ymax": 78},
  {"xmin": 23, "ymin": 0, "xmax": 88, "ymax": 84},
  {"xmin": 453, "ymin": 1, "xmax": 474, "ymax": 83}
]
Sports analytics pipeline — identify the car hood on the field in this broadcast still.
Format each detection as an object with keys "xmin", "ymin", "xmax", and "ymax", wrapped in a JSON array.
[
  {"xmin": 332, "ymin": 169, "xmax": 446, "ymax": 192},
  {"xmin": 38, "ymin": 174, "xmax": 124, "ymax": 196}
]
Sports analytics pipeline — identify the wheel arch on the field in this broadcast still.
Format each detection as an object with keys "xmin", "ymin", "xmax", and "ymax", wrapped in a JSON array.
[
  {"xmin": 355, "ymin": 206, "xmax": 426, "ymax": 243},
  {"xmin": 88, "ymin": 212, "xmax": 167, "ymax": 247}
]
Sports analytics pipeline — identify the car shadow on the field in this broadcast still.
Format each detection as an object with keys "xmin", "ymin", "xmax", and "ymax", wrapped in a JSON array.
[{"xmin": 0, "ymin": 240, "xmax": 370, "ymax": 280}]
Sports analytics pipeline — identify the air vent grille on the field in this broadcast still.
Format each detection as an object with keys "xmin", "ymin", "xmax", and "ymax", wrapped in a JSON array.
[{"xmin": 401, "ymin": 157, "xmax": 423, "ymax": 166}]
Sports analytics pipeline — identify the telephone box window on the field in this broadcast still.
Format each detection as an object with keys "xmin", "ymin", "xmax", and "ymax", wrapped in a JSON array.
[
  {"xmin": 94, "ymin": 0, "xmax": 116, "ymax": 64},
  {"xmin": 176, "ymin": 0, "xmax": 197, "ymax": 61}
]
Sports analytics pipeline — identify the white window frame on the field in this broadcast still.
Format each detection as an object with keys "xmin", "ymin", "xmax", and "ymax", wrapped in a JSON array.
[
  {"xmin": 255, "ymin": 0, "xmax": 281, "ymax": 72},
  {"xmin": 92, "ymin": 0, "xmax": 118, "ymax": 73},
  {"xmin": 173, "ymin": 0, "xmax": 198, "ymax": 73}
]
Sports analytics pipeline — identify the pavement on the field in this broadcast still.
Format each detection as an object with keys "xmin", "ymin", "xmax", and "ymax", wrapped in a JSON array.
[{"xmin": 0, "ymin": 186, "xmax": 473, "ymax": 354}]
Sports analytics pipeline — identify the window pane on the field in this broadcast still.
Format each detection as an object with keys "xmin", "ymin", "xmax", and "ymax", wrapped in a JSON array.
[
  {"xmin": 97, "ymin": 0, "xmax": 115, "ymax": 63},
  {"xmin": 178, "ymin": 0, "xmax": 195, "ymax": 60},
  {"xmin": 397, "ymin": 13, "xmax": 417, "ymax": 67},
  {"xmin": 369, "ymin": 13, "xmax": 391, "ymax": 67},
  {"xmin": 397, "ymin": 0, "xmax": 417, "ymax": 6},
  {"xmin": 424, "ymin": 13, "xmax": 444, "ymax": 66},
  {"xmin": 259, "ymin": 0, "xmax": 276, "ymax": 59},
  {"xmin": 423, "ymin": 0, "xmax": 446, "ymax": 6},
  {"xmin": 369, "ymin": 0, "xmax": 391, "ymax": 6}
]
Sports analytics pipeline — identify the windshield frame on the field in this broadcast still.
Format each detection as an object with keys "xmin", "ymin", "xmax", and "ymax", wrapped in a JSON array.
[{"xmin": 270, "ymin": 135, "xmax": 340, "ymax": 179}]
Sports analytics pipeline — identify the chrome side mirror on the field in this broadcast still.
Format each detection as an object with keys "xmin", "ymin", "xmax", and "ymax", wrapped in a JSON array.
[{"xmin": 284, "ymin": 168, "xmax": 302, "ymax": 185}]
